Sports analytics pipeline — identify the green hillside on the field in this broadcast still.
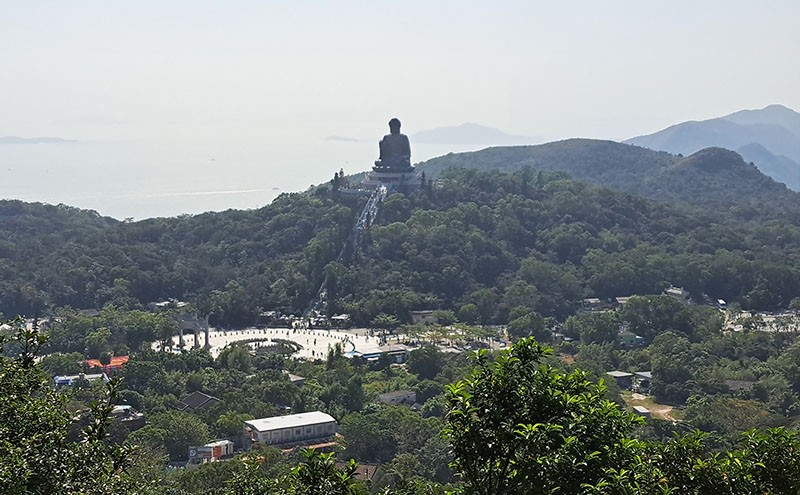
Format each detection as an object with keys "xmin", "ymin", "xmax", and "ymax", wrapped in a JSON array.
[
  {"xmin": 2, "ymin": 167, "xmax": 800, "ymax": 326},
  {"xmin": 417, "ymin": 139, "xmax": 800, "ymax": 219},
  {"xmin": 625, "ymin": 104, "xmax": 800, "ymax": 190}
]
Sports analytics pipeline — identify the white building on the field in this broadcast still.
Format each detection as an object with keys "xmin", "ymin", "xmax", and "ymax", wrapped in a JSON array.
[
  {"xmin": 664, "ymin": 285, "xmax": 690, "ymax": 303},
  {"xmin": 53, "ymin": 373, "xmax": 106, "ymax": 387},
  {"xmin": 188, "ymin": 439, "xmax": 235, "ymax": 465},
  {"xmin": 243, "ymin": 411, "xmax": 337, "ymax": 448}
]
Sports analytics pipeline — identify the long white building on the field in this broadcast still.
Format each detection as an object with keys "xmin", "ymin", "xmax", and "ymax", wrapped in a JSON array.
[{"xmin": 243, "ymin": 411, "xmax": 337, "ymax": 448}]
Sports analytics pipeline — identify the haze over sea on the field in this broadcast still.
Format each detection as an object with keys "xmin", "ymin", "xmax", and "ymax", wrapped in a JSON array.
[
  {"xmin": 0, "ymin": 138, "xmax": 481, "ymax": 220},
  {"xmin": 4, "ymin": 2, "xmax": 798, "ymax": 220}
]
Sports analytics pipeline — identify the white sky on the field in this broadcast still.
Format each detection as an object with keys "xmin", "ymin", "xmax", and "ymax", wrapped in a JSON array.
[{"xmin": 3, "ymin": 1, "xmax": 799, "ymax": 144}]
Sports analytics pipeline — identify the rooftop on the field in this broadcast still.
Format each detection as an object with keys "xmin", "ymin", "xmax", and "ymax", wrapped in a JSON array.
[
  {"xmin": 245, "ymin": 411, "xmax": 336, "ymax": 432},
  {"xmin": 379, "ymin": 390, "xmax": 416, "ymax": 399},
  {"xmin": 204, "ymin": 440, "xmax": 234, "ymax": 447},
  {"xmin": 286, "ymin": 373, "xmax": 305, "ymax": 383},
  {"xmin": 179, "ymin": 391, "xmax": 221, "ymax": 411},
  {"xmin": 85, "ymin": 355, "xmax": 129, "ymax": 369},
  {"xmin": 54, "ymin": 373, "xmax": 105, "ymax": 384}
]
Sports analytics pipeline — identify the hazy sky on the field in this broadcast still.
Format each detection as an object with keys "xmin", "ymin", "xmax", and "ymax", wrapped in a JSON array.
[
  {"xmin": 1, "ymin": 2, "xmax": 799, "ymax": 218},
  {"xmin": 3, "ymin": 1, "xmax": 799, "ymax": 143}
]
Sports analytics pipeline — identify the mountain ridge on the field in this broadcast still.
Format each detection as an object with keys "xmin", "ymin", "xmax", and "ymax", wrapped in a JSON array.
[
  {"xmin": 625, "ymin": 105, "xmax": 800, "ymax": 190},
  {"xmin": 416, "ymin": 138, "xmax": 800, "ymax": 218}
]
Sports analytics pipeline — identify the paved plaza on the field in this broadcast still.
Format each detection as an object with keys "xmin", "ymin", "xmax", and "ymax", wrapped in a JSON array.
[{"xmin": 161, "ymin": 326, "xmax": 385, "ymax": 360}]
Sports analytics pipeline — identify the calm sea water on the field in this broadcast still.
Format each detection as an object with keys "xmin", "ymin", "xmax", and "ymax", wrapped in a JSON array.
[{"xmin": 0, "ymin": 139, "xmax": 483, "ymax": 220}]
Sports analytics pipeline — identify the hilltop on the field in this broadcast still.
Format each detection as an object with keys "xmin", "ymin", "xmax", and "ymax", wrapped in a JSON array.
[
  {"xmin": 3, "ymin": 167, "xmax": 800, "ymax": 326},
  {"xmin": 625, "ymin": 104, "xmax": 800, "ymax": 190},
  {"xmin": 416, "ymin": 139, "xmax": 800, "ymax": 218}
]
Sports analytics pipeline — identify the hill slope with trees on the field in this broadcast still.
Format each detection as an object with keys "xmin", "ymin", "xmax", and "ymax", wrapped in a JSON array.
[
  {"xmin": 625, "ymin": 104, "xmax": 800, "ymax": 190},
  {"xmin": 3, "ymin": 167, "xmax": 800, "ymax": 326},
  {"xmin": 416, "ymin": 139, "xmax": 800, "ymax": 219}
]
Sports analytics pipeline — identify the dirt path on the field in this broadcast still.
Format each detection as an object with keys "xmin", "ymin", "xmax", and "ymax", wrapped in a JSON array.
[{"xmin": 625, "ymin": 392, "xmax": 677, "ymax": 421}]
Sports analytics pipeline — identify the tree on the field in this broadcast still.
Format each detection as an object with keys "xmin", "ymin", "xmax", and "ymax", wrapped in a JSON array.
[
  {"xmin": 0, "ymin": 319, "xmax": 131, "ymax": 494},
  {"xmin": 287, "ymin": 449, "xmax": 365, "ymax": 495},
  {"xmin": 224, "ymin": 449, "xmax": 366, "ymax": 495},
  {"xmin": 119, "ymin": 359, "xmax": 169, "ymax": 394},
  {"xmin": 506, "ymin": 311, "xmax": 547, "ymax": 341},
  {"xmin": 618, "ymin": 295, "xmax": 694, "ymax": 341},
  {"xmin": 128, "ymin": 410, "xmax": 211, "ymax": 461},
  {"xmin": 39, "ymin": 351, "xmax": 85, "ymax": 376},
  {"xmin": 407, "ymin": 345, "xmax": 443, "ymax": 380},
  {"xmin": 339, "ymin": 412, "xmax": 397, "ymax": 463},
  {"xmin": 457, "ymin": 304, "xmax": 479, "ymax": 325},
  {"xmin": 563, "ymin": 311, "xmax": 620, "ymax": 345},
  {"xmin": 415, "ymin": 379, "xmax": 444, "ymax": 403},
  {"xmin": 372, "ymin": 313, "xmax": 401, "ymax": 333},
  {"xmin": 215, "ymin": 412, "xmax": 255, "ymax": 438},
  {"xmin": 433, "ymin": 310, "xmax": 457, "ymax": 326},
  {"xmin": 444, "ymin": 338, "xmax": 651, "ymax": 494},
  {"xmin": 217, "ymin": 344, "xmax": 253, "ymax": 373}
]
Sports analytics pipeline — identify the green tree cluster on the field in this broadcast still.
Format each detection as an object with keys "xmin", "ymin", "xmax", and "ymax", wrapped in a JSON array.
[{"xmin": 0, "ymin": 320, "xmax": 132, "ymax": 494}]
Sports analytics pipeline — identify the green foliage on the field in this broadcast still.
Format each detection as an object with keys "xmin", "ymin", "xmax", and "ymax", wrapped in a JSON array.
[
  {"xmin": 418, "ymin": 139, "xmax": 800, "ymax": 220},
  {"xmin": 214, "ymin": 411, "xmax": 255, "ymax": 437},
  {"xmin": 10, "ymin": 315, "xmax": 800, "ymax": 493},
  {"xmin": 45, "ymin": 307, "xmax": 175, "ymax": 356},
  {"xmin": 683, "ymin": 396, "xmax": 787, "ymax": 443},
  {"xmin": 445, "ymin": 336, "xmax": 800, "ymax": 495},
  {"xmin": 38, "ymin": 351, "xmax": 86, "ymax": 376},
  {"xmin": 340, "ymin": 405, "xmax": 447, "ymax": 471},
  {"xmin": 432, "ymin": 310, "xmax": 456, "ymax": 326},
  {"xmin": 506, "ymin": 310, "xmax": 547, "ymax": 341},
  {"xmin": 224, "ymin": 449, "xmax": 367, "ymax": 495},
  {"xmin": 564, "ymin": 311, "xmax": 620, "ymax": 344},
  {"xmin": 406, "ymin": 345, "xmax": 444, "ymax": 380},
  {"xmin": 5, "ymin": 166, "xmax": 800, "ymax": 328},
  {"xmin": 217, "ymin": 343, "xmax": 254, "ymax": 373},
  {"xmin": 618, "ymin": 295, "xmax": 695, "ymax": 342},
  {"xmin": 444, "ymin": 338, "xmax": 647, "ymax": 494},
  {"xmin": 0, "ymin": 319, "xmax": 132, "ymax": 494},
  {"xmin": 127, "ymin": 410, "xmax": 211, "ymax": 461}
]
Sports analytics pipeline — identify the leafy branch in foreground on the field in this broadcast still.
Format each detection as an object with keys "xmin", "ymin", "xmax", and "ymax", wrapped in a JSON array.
[
  {"xmin": 444, "ymin": 337, "xmax": 800, "ymax": 495},
  {"xmin": 0, "ymin": 318, "xmax": 132, "ymax": 494}
]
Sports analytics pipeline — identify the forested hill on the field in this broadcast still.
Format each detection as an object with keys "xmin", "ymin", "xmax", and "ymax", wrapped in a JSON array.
[
  {"xmin": 416, "ymin": 139, "xmax": 800, "ymax": 219},
  {"xmin": 0, "ymin": 200, "xmax": 117, "ymax": 240},
  {"xmin": 625, "ymin": 104, "xmax": 800, "ymax": 191},
  {"xmin": 3, "ymin": 168, "xmax": 800, "ymax": 327}
]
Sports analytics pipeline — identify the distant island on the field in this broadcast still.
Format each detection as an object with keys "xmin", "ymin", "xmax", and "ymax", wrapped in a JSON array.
[{"xmin": 0, "ymin": 136, "xmax": 78, "ymax": 144}]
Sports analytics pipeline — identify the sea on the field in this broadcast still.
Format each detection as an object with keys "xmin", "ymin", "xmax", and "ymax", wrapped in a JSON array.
[{"xmin": 0, "ymin": 139, "xmax": 485, "ymax": 220}]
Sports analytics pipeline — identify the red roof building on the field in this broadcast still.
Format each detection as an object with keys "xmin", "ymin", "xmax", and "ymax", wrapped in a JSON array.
[{"xmin": 85, "ymin": 355, "xmax": 129, "ymax": 373}]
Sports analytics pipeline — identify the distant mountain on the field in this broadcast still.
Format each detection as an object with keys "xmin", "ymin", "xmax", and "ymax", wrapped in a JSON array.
[
  {"xmin": 412, "ymin": 123, "xmax": 538, "ymax": 145},
  {"xmin": 735, "ymin": 142, "xmax": 800, "ymax": 191},
  {"xmin": 724, "ymin": 104, "xmax": 800, "ymax": 137},
  {"xmin": 0, "ymin": 136, "xmax": 78, "ymax": 144},
  {"xmin": 417, "ymin": 139, "xmax": 800, "ymax": 218},
  {"xmin": 625, "ymin": 105, "xmax": 800, "ymax": 190},
  {"xmin": 324, "ymin": 135, "xmax": 360, "ymax": 142}
]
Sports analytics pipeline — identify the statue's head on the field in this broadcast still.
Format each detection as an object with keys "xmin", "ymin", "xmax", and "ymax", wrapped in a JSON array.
[{"xmin": 388, "ymin": 118, "xmax": 401, "ymax": 134}]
